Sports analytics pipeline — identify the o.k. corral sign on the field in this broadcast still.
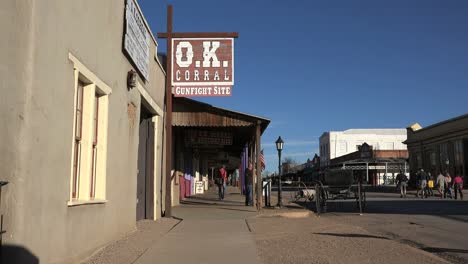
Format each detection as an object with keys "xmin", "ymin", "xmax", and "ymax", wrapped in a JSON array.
[{"xmin": 172, "ymin": 38, "xmax": 234, "ymax": 97}]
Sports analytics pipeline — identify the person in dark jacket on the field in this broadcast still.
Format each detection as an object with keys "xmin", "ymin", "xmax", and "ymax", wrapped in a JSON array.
[
  {"xmin": 416, "ymin": 169, "xmax": 428, "ymax": 198},
  {"xmin": 244, "ymin": 162, "xmax": 253, "ymax": 206},
  {"xmin": 396, "ymin": 170, "xmax": 408, "ymax": 198}
]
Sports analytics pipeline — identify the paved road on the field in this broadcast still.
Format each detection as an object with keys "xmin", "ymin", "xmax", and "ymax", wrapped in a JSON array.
[{"xmin": 280, "ymin": 190, "xmax": 468, "ymax": 263}]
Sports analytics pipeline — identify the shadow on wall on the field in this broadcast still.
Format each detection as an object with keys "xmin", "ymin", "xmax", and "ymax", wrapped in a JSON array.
[{"xmin": 1, "ymin": 245, "xmax": 39, "ymax": 264}]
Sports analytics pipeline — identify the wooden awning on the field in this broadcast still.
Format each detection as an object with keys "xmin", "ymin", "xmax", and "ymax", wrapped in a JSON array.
[{"xmin": 172, "ymin": 97, "xmax": 270, "ymax": 133}]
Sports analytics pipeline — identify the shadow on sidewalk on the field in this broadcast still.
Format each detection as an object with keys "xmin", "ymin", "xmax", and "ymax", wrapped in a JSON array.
[
  {"xmin": 421, "ymin": 247, "xmax": 468, "ymax": 254},
  {"xmin": 314, "ymin": 232, "xmax": 390, "ymax": 240}
]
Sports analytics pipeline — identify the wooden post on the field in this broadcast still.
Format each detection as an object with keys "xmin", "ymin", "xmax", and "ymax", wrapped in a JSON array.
[
  {"xmin": 249, "ymin": 140, "xmax": 255, "ymax": 206},
  {"xmin": 157, "ymin": 5, "xmax": 238, "ymax": 216},
  {"xmin": 255, "ymin": 121, "xmax": 262, "ymax": 210},
  {"xmin": 164, "ymin": 5, "xmax": 173, "ymax": 217}
]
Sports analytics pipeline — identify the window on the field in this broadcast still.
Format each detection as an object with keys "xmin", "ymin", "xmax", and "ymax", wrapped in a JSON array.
[
  {"xmin": 454, "ymin": 140, "xmax": 464, "ymax": 175},
  {"xmin": 430, "ymin": 152, "xmax": 437, "ymax": 166},
  {"xmin": 69, "ymin": 53, "xmax": 111, "ymax": 205},
  {"xmin": 439, "ymin": 143, "xmax": 448, "ymax": 166},
  {"xmin": 72, "ymin": 81, "xmax": 84, "ymax": 199}
]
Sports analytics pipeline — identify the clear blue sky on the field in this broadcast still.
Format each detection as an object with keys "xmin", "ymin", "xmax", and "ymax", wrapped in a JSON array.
[{"xmin": 139, "ymin": 0, "xmax": 468, "ymax": 173}]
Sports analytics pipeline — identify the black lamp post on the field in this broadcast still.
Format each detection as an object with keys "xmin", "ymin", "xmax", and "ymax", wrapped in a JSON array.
[{"xmin": 276, "ymin": 136, "xmax": 284, "ymax": 207}]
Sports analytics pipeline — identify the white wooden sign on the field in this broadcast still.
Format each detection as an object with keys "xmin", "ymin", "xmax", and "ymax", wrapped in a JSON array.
[
  {"xmin": 195, "ymin": 181, "xmax": 204, "ymax": 194},
  {"xmin": 124, "ymin": 0, "xmax": 150, "ymax": 80}
]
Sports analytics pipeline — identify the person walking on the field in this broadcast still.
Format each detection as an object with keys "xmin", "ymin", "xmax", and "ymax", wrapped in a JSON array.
[
  {"xmin": 218, "ymin": 165, "xmax": 227, "ymax": 200},
  {"xmin": 444, "ymin": 172, "xmax": 453, "ymax": 199},
  {"xmin": 396, "ymin": 170, "xmax": 408, "ymax": 198},
  {"xmin": 417, "ymin": 169, "xmax": 428, "ymax": 198},
  {"xmin": 453, "ymin": 175, "xmax": 464, "ymax": 200},
  {"xmin": 436, "ymin": 171, "xmax": 445, "ymax": 199},
  {"xmin": 426, "ymin": 172, "xmax": 434, "ymax": 197},
  {"xmin": 244, "ymin": 162, "xmax": 253, "ymax": 206}
]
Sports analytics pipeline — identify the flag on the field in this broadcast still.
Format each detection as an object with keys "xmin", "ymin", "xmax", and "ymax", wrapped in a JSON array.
[{"xmin": 260, "ymin": 149, "xmax": 266, "ymax": 171}]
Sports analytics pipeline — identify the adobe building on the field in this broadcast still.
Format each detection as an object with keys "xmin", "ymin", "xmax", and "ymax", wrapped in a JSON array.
[
  {"xmin": 405, "ymin": 114, "xmax": 468, "ymax": 185},
  {"xmin": 0, "ymin": 0, "xmax": 166, "ymax": 263}
]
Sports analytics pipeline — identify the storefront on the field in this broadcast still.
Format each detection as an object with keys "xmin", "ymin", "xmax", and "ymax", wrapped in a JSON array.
[
  {"xmin": 405, "ymin": 114, "xmax": 468, "ymax": 186},
  {"xmin": 328, "ymin": 143, "xmax": 409, "ymax": 186},
  {"xmin": 170, "ymin": 98, "xmax": 270, "ymax": 207}
]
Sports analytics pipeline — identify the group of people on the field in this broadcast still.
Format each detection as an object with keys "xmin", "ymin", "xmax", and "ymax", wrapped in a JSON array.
[
  {"xmin": 396, "ymin": 169, "xmax": 464, "ymax": 200},
  {"xmin": 215, "ymin": 162, "xmax": 254, "ymax": 206}
]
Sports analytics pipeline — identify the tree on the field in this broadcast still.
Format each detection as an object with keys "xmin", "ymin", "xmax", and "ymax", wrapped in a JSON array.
[
  {"xmin": 283, "ymin": 156, "xmax": 298, "ymax": 165},
  {"xmin": 282, "ymin": 157, "xmax": 298, "ymax": 174}
]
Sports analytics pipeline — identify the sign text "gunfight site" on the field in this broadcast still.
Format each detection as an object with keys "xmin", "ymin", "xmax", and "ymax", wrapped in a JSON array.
[{"xmin": 172, "ymin": 38, "xmax": 234, "ymax": 97}]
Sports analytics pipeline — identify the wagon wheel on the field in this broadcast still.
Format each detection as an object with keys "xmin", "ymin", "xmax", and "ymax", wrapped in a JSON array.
[
  {"xmin": 361, "ymin": 190, "xmax": 366, "ymax": 210},
  {"xmin": 289, "ymin": 181, "xmax": 306, "ymax": 203},
  {"xmin": 314, "ymin": 183, "xmax": 327, "ymax": 215},
  {"xmin": 355, "ymin": 182, "xmax": 366, "ymax": 213}
]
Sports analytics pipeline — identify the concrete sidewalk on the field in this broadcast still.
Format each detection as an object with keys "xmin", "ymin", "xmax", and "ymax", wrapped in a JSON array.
[
  {"xmin": 83, "ymin": 186, "xmax": 260, "ymax": 264},
  {"xmin": 134, "ymin": 186, "xmax": 259, "ymax": 264}
]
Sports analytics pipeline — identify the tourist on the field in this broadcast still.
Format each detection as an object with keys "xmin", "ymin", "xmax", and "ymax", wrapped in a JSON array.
[
  {"xmin": 396, "ymin": 170, "xmax": 408, "ymax": 198},
  {"xmin": 436, "ymin": 171, "xmax": 445, "ymax": 199},
  {"xmin": 453, "ymin": 175, "xmax": 464, "ymax": 200}
]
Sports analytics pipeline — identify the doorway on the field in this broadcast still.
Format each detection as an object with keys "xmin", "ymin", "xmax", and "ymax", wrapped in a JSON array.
[{"xmin": 136, "ymin": 105, "xmax": 154, "ymax": 220}]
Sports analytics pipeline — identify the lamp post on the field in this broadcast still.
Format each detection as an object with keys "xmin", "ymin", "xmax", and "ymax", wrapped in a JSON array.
[{"xmin": 276, "ymin": 136, "xmax": 284, "ymax": 207}]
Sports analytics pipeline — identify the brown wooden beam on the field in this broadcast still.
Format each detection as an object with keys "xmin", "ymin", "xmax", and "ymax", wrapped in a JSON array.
[
  {"xmin": 255, "ymin": 121, "xmax": 262, "ymax": 211},
  {"xmin": 158, "ymin": 32, "xmax": 239, "ymax": 39},
  {"xmin": 164, "ymin": 4, "xmax": 173, "ymax": 218}
]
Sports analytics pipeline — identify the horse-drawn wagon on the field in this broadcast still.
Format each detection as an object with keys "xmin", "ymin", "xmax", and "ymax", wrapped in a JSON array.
[{"xmin": 291, "ymin": 169, "xmax": 366, "ymax": 215}]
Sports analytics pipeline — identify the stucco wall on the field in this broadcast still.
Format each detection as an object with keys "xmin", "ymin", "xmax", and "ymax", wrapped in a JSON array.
[
  {"xmin": 0, "ymin": 1, "xmax": 37, "ymax": 261},
  {"xmin": 0, "ymin": 0, "xmax": 165, "ymax": 263}
]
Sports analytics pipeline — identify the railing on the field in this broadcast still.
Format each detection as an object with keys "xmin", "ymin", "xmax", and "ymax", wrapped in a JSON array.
[{"xmin": 262, "ymin": 179, "xmax": 272, "ymax": 207}]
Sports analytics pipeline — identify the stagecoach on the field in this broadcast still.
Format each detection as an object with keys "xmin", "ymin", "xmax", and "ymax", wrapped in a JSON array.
[{"xmin": 290, "ymin": 169, "xmax": 366, "ymax": 215}]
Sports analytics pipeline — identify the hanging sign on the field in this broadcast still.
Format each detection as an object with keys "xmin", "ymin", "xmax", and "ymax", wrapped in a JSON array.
[
  {"xmin": 124, "ymin": 0, "xmax": 150, "ymax": 80},
  {"xmin": 184, "ymin": 130, "xmax": 233, "ymax": 146},
  {"xmin": 172, "ymin": 38, "xmax": 234, "ymax": 97}
]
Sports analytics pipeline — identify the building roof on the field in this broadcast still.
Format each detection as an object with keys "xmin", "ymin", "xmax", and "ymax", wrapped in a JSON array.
[
  {"xmin": 321, "ymin": 129, "xmax": 406, "ymax": 138},
  {"xmin": 404, "ymin": 113, "xmax": 468, "ymax": 145},
  {"xmin": 407, "ymin": 113, "xmax": 468, "ymax": 134},
  {"xmin": 342, "ymin": 129, "xmax": 406, "ymax": 135}
]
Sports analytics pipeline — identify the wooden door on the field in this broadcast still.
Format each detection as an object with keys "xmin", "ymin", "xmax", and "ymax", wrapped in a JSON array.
[{"xmin": 137, "ymin": 117, "xmax": 155, "ymax": 220}]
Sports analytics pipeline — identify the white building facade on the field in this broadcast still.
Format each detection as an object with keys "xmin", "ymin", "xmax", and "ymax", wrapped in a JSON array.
[{"xmin": 319, "ymin": 129, "xmax": 407, "ymax": 168}]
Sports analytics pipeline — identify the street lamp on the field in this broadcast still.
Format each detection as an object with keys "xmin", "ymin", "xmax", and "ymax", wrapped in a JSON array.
[{"xmin": 276, "ymin": 136, "xmax": 284, "ymax": 207}]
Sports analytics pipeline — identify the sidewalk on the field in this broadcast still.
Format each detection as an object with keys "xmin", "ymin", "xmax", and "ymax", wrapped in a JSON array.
[
  {"xmin": 83, "ymin": 186, "xmax": 460, "ymax": 264},
  {"xmin": 83, "ymin": 186, "xmax": 260, "ymax": 264},
  {"xmin": 134, "ymin": 186, "xmax": 258, "ymax": 264}
]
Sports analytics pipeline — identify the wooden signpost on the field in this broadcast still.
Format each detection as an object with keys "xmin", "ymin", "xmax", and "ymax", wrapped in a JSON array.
[{"xmin": 158, "ymin": 5, "xmax": 238, "ymax": 217}]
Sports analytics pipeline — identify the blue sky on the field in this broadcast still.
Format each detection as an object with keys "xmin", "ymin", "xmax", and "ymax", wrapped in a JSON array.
[{"xmin": 139, "ymin": 0, "xmax": 468, "ymax": 173}]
